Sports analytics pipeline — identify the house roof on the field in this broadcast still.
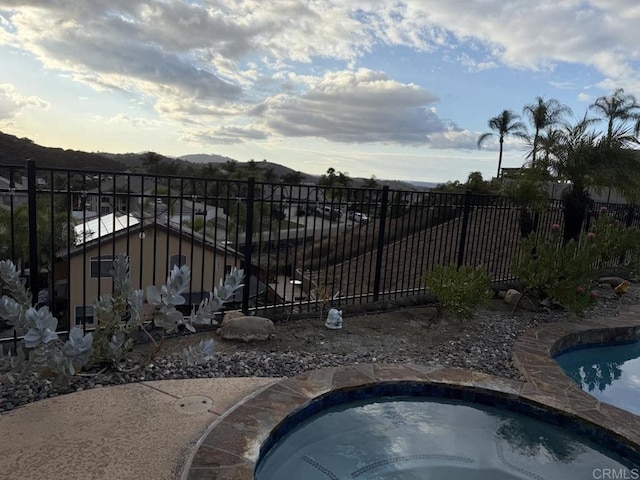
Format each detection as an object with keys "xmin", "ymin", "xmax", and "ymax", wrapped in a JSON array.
[
  {"xmin": 74, "ymin": 213, "xmax": 140, "ymax": 245},
  {"xmin": 62, "ymin": 214, "xmax": 238, "ymax": 259}
]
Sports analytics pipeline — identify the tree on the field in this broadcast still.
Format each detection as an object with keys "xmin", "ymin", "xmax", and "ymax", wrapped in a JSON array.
[
  {"xmin": 589, "ymin": 88, "xmax": 640, "ymax": 146},
  {"xmin": 317, "ymin": 167, "xmax": 337, "ymax": 186},
  {"xmin": 477, "ymin": 110, "xmax": 528, "ymax": 178},
  {"xmin": 222, "ymin": 160, "xmax": 237, "ymax": 177},
  {"xmin": 247, "ymin": 159, "xmax": 258, "ymax": 172},
  {"xmin": 281, "ymin": 171, "xmax": 304, "ymax": 185},
  {"xmin": 0, "ymin": 197, "xmax": 75, "ymax": 272},
  {"xmin": 501, "ymin": 167, "xmax": 549, "ymax": 238},
  {"xmin": 465, "ymin": 171, "xmax": 487, "ymax": 193},
  {"xmin": 541, "ymin": 113, "xmax": 640, "ymax": 242},
  {"xmin": 523, "ymin": 97, "xmax": 572, "ymax": 166},
  {"xmin": 201, "ymin": 163, "xmax": 221, "ymax": 179},
  {"xmin": 317, "ymin": 167, "xmax": 351, "ymax": 201},
  {"xmin": 142, "ymin": 151, "xmax": 163, "ymax": 174},
  {"xmin": 262, "ymin": 167, "xmax": 278, "ymax": 183},
  {"xmin": 362, "ymin": 175, "xmax": 379, "ymax": 189}
]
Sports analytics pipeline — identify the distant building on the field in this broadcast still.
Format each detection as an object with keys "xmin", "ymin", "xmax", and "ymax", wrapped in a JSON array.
[
  {"xmin": 500, "ymin": 167, "xmax": 632, "ymax": 204},
  {"xmin": 54, "ymin": 216, "xmax": 243, "ymax": 329}
]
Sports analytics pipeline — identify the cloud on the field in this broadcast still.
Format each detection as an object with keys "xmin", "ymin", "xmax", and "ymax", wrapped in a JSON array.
[
  {"xmin": 427, "ymin": 130, "xmax": 478, "ymax": 150},
  {"xmin": 262, "ymin": 69, "xmax": 446, "ymax": 144},
  {"xmin": 2, "ymin": 2, "xmax": 640, "ymax": 86},
  {"xmin": 1, "ymin": 0, "xmax": 640, "ymax": 142},
  {"xmin": 180, "ymin": 125, "xmax": 268, "ymax": 145},
  {"xmin": 103, "ymin": 113, "xmax": 162, "ymax": 128},
  {"xmin": 0, "ymin": 2, "xmax": 243, "ymax": 108},
  {"xmin": 0, "ymin": 83, "xmax": 48, "ymax": 119},
  {"xmin": 577, "ymin": 92, "xmax": 594, "ymax": 103}
]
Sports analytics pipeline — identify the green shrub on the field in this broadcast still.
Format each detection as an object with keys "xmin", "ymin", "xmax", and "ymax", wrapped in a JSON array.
[
  {"xmin": 588, "ymin": 209, "xmax": 640, "ymax": 277},
  {"xmin": 422, "ymin": 264, "xmax": 493, "ymax": 320},
  {"xmin": 511, "ymin": 225, "xmax": 599, "ymax": 315}
]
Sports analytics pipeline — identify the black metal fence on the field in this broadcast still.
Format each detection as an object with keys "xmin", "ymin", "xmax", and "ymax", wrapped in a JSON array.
[{"xmin": 1, "ymin": 160, "xmax": 638, "ymax": 346}]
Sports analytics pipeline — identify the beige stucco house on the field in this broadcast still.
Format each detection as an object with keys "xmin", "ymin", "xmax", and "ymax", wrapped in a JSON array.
[{"xmin": 53, "ymin": 216, "xmax": 242, "ymax": 329}]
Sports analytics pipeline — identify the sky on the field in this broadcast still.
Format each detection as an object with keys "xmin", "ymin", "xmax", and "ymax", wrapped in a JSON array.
[{"xmin": 0, "ymin": 1, "xmax": 639, "ymax": 184}]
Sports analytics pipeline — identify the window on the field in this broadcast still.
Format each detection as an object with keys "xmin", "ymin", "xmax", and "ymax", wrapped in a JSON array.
[
  {"xmin": 170, "ymin": 254, "xmax": 187, "ymax": 270},
  {"xmin": 90, "ymin": 256, "xmax": 114, "ymax": 278},
  {"xmin": 224, "ymin": 265, "xmax": 232, "ymax": 275},
  {"xmin": 74, "ymin": 305, "xmax": 95, "ymax": 327},
  {"xmin": 55, "ymin": 280, "xmax": 68, "ymax": 298}
]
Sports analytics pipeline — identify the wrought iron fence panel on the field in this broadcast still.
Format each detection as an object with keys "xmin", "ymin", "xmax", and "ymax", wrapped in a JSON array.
[{"xmin": 1, "ymin": 160, "xmax": 639, "ymax": 351}]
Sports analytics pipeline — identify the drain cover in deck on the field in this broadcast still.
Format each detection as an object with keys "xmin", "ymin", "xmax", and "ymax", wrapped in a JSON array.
[{"xmin": 174, "ymin": 395, "xmax": 213, "ymax": 414}]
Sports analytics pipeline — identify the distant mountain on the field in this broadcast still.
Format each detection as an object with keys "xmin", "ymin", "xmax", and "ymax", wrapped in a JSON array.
[
  {"xmin": 406, "ymin": 181, "xmax": 439, "ymax": 189},
  {"xmin": 179, "ymin": 153, "xmax": 237, "ymax": 164},
  {"xmin": 0, "ymin": 131, "xmax": 127, "ymax": 171},
  {"xmin": 378, "ymin": 180, "xmax": 432, "ymax": 191}
]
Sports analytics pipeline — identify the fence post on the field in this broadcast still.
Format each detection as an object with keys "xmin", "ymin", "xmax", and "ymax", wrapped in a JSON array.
[
  {"xmin": 373, "ymin": 186, "xmax": 389, "ymax": 301},
  {"xmin": 456, "ymin": 190, "xmax": 472, "ymax": 268},
  {"xmin": 625, "ymin": 204, "xmax": 635, "ymax": 228},
  {"xmin": 620, "ymin": 204, "xmax": 636, "ymax": 265},
  {"xmin": 242, "ymin": 177, "xmax": 255, "ymax": 313},
  {"xmin": 26, "ymin": 159, "xmax": 39, "ymax": 303}
]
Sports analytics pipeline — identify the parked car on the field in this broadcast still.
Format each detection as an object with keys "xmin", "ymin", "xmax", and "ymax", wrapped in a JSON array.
[
  {"xmin": 348, "ymin": 211, "xmax": 368, "ymax": 222},
  {"xmin": 317, "ymin": 205, "xmax": 342, "ymax": 220}
]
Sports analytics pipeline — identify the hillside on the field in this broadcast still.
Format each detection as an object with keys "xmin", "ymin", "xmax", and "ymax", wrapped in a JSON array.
[
  {"xmin": 0, "ymin": 132, "xmax": 127, "ymax": 171},
  {"xmin": 0, "ymin": 132, "xmax": 428, "ymax": 189}
]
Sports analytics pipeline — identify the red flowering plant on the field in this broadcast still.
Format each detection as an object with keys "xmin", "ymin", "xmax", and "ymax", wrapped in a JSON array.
[{"xmin": 511, "ymin": 223, "xmax": 599, "ymax": 315}]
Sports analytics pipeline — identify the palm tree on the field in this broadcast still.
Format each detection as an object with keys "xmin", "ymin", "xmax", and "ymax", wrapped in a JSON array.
[
  {"xmin": 589, "ymin": 88, "xmax": 640, "ymax": 146},
  {"xmin": 542, "ymin": 113, "xmax": 640, "ymax": 243},
  {"xmin": 477, "ymin": 110, "xmax": 528, "ymax": 178},
  {"xmin": 523, "ymin": 97, "xmax": 572, "ymax": 166}
]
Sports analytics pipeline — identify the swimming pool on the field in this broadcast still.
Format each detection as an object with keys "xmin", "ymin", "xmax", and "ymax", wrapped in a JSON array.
[
  {"xmin": 555, "ymin": 339, "xmax": 640, "ymax": 415},
  {"xmin": 255, "ymin": 395, "xmax": 638, "ymax": 480}
]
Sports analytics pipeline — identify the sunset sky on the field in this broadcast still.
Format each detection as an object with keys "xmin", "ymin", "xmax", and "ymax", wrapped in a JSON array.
[{"xmin": 1, "ymin": 1, "xmax": 639, "ymax": 182}]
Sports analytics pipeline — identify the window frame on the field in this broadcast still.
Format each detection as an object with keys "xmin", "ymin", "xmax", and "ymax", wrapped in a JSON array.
[
  {"xmin": 74, "ymin": 305, "xmax": 95, "ymax": 327},
  {"xmin": 90, "ymin": 255, "xmax": 115, "ymax": 278}
]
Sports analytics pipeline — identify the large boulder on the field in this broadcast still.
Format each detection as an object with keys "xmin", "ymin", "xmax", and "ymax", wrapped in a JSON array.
[{"xmin": 217, "ymin": 316, "xmax": 275, "ymax": 342}]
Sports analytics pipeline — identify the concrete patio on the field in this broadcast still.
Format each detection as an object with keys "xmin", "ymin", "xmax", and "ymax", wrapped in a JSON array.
[{"xmin": 0, "ymin": 377, "xmax": 279, "ymax": 480}]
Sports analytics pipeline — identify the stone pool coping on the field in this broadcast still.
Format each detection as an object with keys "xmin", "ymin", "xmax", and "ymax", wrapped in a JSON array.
[{"xmin": 184, "ymin": 305, "xmax": 640, "ymax": 480}]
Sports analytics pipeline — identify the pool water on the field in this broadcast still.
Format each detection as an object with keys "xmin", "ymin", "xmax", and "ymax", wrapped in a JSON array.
[
  {"xmin": 255, "ymin": 397, "xmax": 636, "ymax": 479},
  {"xmin": 555, "ymin": 340, "xmax": 640, "ymax": 415}
]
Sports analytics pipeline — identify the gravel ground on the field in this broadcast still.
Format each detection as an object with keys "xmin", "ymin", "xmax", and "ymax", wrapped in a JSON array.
[{"xmin": 1, "ymin": 283, "xmax": 639, "ymax": 414}]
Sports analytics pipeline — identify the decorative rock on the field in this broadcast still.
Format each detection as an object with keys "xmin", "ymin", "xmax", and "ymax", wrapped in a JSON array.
[
  {"xmin": 221, "ymin": 309, "xmax": 246, "ymax": 326},
  {"xmin": 217, "ymin": 316, "xmax": 275, "ymax": 342},
  {"xmin": 503, "ymin": 289, "xmax": 521, "ymax": 306},
  {"xmin": 503, "ymin": 289, "xmax": 538, "ymax": 312},
  {"xmin": 598, "ymin": 277, "xmax": 626, "ymax": 288},
  {"xmin": 325, "ymin": 308, "xmax": 343, "ymax": 330}
]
